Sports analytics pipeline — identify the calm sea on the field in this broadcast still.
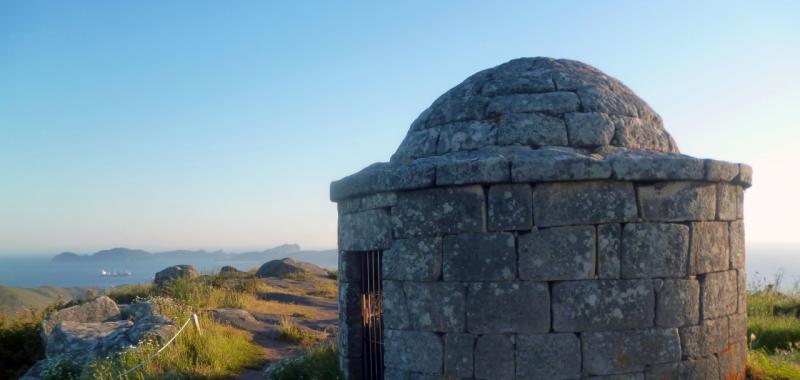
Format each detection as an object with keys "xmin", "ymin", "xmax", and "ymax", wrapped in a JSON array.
[{"xmin": 0, "ymin": 252, "xmax": 338, "ymax": 288}]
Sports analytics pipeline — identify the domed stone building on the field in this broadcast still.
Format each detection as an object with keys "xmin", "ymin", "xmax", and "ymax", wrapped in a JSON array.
[{"xmin": 332, "ymin": 57, "xmax": 751, "ymax": 380}]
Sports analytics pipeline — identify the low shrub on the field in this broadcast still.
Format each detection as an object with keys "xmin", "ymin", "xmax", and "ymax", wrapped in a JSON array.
[
  {"xmin": 107, "ymin": 283, "xmax": 153, "ymax": 304},
  {"xmin": 0, "ymin": 308, "xmax": 45, "ymax": 379},
  {"xmin": 264, "ymin": 339, "xmax": 341, "ymax": 380}
]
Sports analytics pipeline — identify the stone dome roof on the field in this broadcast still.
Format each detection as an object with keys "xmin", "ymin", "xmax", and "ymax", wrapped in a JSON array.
[{"xmin": 392, "ymin": 57, "xmax": 678, "ymax": 163}]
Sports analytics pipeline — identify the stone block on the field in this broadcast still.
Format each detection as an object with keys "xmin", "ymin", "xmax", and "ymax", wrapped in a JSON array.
[
  {"xmin": 679, "ymin": 317, "xmax": 728, "ymax": 358},
  {"xmin": 393, "ymin": 186, "xmax": 485, "ymax": 238},
  {"xmin": 598, "ymin": 224, "xmax": 622, "ymax": 279},
  {"xmin": 383, "ymin": 369, "xmax": 440, "ymax": 380},
  {"xmin": 701, "ymin": 270, "xmax": 738, "ymax": 319},
  {"xmin": 383, "ymin": 237, "xmax": 442, "ymax": 282},
  {"xmin": 488, "ymin": 184, "xmax": 533, "ymax": 231},
  {"xmin": 474, "ymin": 334, "xmax": 515, "ymax": 380},
  {"xmin": 729, "ymin": 313, "xmax": 747, "ymax": 345},
  {"xmin": 393, "ymin": 128, "xmax": 439, "ymax": 161},
  {"xmin": 519, "ymin": 225, "xmax": 596, "ymax": 281},
  {"xmin": 645, "ymin": 356, "xmax": 719, "ymax": 380},
  {"xmin": 654, "ymin": 278, "xmax": 699, "ymax": 327},
  {"xmin": 691, "ymin": 222, "xmax": 729, "ymax": 274},
  {"xmin": 608, "ymin": 152, "xmax": 705, "ymax": 180},
  {"xmin": 533, "ymin": 181, "xmax": 637, "ymax": 227},
  {"xmin": 565, "ymin": 112, "xmax": 615, "ymax": 147},
  {"xmin": 384, "ymin": 329, "xmax": 443, "ymax": 373},
  {"xmin": 735, "ymin": 164, "xmax": 753, "ymax": 187},
  {"xmin": 582, "ymin": 328, "xmax": 681, "ymax": 375},
  {"xmin": 705, "ymin": 159, "xmax": 740, "ymax": 182},
  {"xmin": 340, "ymin": 357, "xmax": 363, "ymax": 380},
  {"xmin": 496, "ymin": 112, "xmax": 568, "ymax": 146},
  {"xmin": 718, "ymin": 339, "xmax": 747, "ymax": 380},
  {"xmin": 717, "ymin": 183, "xmax": 744, "ymax": 221},
  {"xmin": 339, "ymin": 320, "xmax": 362, "ymax": 358},
  {"xmin": 585, "ymin": 374, "xmax": 644, "ymax": 380},
  {"xmin": 730, "ymin": 221, "xmax": 745, "ymax": 269},
  {"xmin": 338, "ymin": 209, "xmax": 392, "ymax": 251},
  {"xmin": 737, "ymin": 269, "xmax": 747, "ymax": 314},
  {"xmin": 338, "ymin": 251, "xmax": 361, "ymax": 283},
  {"xmin": 436, "ymin": 121, "xmax": 497, "ymax": 154},
  {"xmin": 510, "ymin": 147, "xmax": 611, "ymax": 182},
  {"xmin": 424, "ymin": 75, "xmax": 489, "ymax": 128},
  {"xmin": 444, "ymin": 333, "xmax": 474, "ymax": 378},
  {"xmin": 487, "ymin": 91, "xmax": 581, "ymax": 114},
  {"xmin": 443, "ymin": 232, "xmax": 516, "ymax": 281},
  {"xmin": 435, "ymin": 151, "xmax": 510, "ymax": 185},
  {"xmin": 330, "ymin": 161, "xmax": 435, "ymax": 201},
  {"xmin": 481, "ymin": 65, "xmax": 555, "ymax": 96},
  {"xmin": 621, "ymin": 223, "xmax": 689, "ymax": 278},
  {"xmin": 516, "ymin": 333, "xmax": 581, "ymax": 379},
  {"xmin": 639, "ymin": 181, "xmax": 716, "ymax": 222},
  {"xmin": 382, "ymin": 281, "xmax": 410, "ymax": 329},
  {"xmin": 467, "ymin": 282, "xmax": 550, "ymax": 333},
  {"xmin": 610, "ymin": 115, "xmax": 675, "ymax": 152},
  {"xmin": 359, "ymin": 192, "xmax": 398, "ymax": 210},
  {"xmin": 339, "ymin": 281, "xmax": 362, "ymax": 324},
  {"xmin": 552, "ymin": 279, "xmax": 654, "ymax": 332},
  {"xmin": 404, "ymin": 282, "xmax": 466, "ymax": 332}
]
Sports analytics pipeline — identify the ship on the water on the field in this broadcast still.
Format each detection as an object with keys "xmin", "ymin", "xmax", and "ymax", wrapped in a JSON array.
[{"xmin": 100, "ymin": 269, "xmax": 132, "ymax": 277}]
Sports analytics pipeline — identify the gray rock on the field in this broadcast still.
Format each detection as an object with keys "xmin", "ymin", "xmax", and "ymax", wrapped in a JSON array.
[
  {"xmin": 487, "ymin": 91, "xmax": 580, "ymax": 115},
  {"xmin": 608, "ymin": 152, "xmax": 704, "ymax": 180},
  {"xmin": 496, "ymin": 112, "xmax": 568, "ymax": 146},
  {"xmin": 585, "ymin": 374, "xmax": 644, "ymax": 380},
  {"xmin": 330, "ymin": 161, "xmax": 435, "ymax": 201},
  {"xmin": 639, "ymin": 181, "xmax": 717, "ymax": 222},
  {"xmin": 444, "ymin": 333, "xmax": 474, "ymax": 378},
  {"xmin": 383, "ymin": 237, "xmax": 442, "ymax": 282},
  {"xmin": 621, "ymin": 223, "xmax": 689, "ymax": 278},
  {"xmin": 481, "ymin": 61, "xmax": 555, "ymax": 95},
  {"xmin": 717, "ymin": 183, "xmax": 741, "ymax": 221},
  {"xmin": 701, "ymin": 270, "xmax": 738, "ymax": 319},
  {"xmin": 424, "ymin": 72, "xmax": 491, "ymax": 128},
  {"xmin": 718, "ymin": 339, "xmax": 747, "ymax": 380},
  {"xmin": 511, "ymin": 147, "xmax": 611, "ymax": 182},
  {"xmin": 736, "ymin": 163, "xmax": 753, "ymax": 187},
  {"xmin": 126, "ymin": 315, "xmax": 174, "ymax": 344},
  {"xmin": 338, "ymin": 209, "xmax": 393, "ymax": 251},
  {"xmin": 208, "ymin": 309, "xmax": 265, "ymax": 331},
  {"xmin": 436, "ymin": 121, "xmax": 497, "ymax": 154},
  {"xmin": 219, "ymin": 265, "xmax": 243, "ymax": 276},
  {"xmin": 382, "ymin": 281, "xmax": 410, "ymax": 330},
  {"xmin": 575, "ymin": 85, "xmax": 640, "ymax": 118},
  {"xmin": 42, "ymin": 296, "xmax": 121, "ymax": 337},
  {"xmin": 434, "ymin": 150, "xmax": 510, "ymax": 185},
  {"xmin": 45, "ymin": 320, "xmax": 133, "ymax": 358},
  {"xmin": 519, "ymin": 225, "xmax": 596, "ymax": 281},
  {"xmin": 565, "ymin": 112, "xmax": 615, "ymax": 147},
  {"xmin": 728, "ymin": 313, "xmax": 747, "ymax": 345},
  {"xmin": 646, "ymin": 356, "xmax": 720, "ymax": 380},
  {"xmin": 338, "ymin": 251, "xmax": 361, "ymax": 283},
  {"xmin": 154, "ymin": 265, "xmax": 199, "ymax": 286},
  {"xmin": 581, "ymin": 328, "xmax": 680, "ymax": 375},
  {"xmin": 654, "ymin": 278, "xmax": 699, "ymax": 327},
  {"xmin": 467, "ymin": 282, "xmax": 550, "ymax": 333},
  {"xmin": 255, "ymin": 258, "xmax": 328, "ymax": 278},
  {"xmin": 705, "ymin": 159, "xmax": 740, "ymax": 181},
  {"xmin": 729, "ymin": 223, "xmax": 745, "ymax": 274},
  {"xmin": 552, "ymin": 279, "xmax": 654, "ymax": 332},
  {"xmin": 488, "ymin": 184, "xmax": 533, "ymax": 231},
  {"xmin": 443, "ymin": 232, "xmax": 516, "ymax": 281},
  {"xmin": 691, "ymin": 222, "xmax": 730, "ymax": 274},
  {"xmin": 679, "ymin": 317, "xmax": 728, "ymax": 358},
  {"xmin": 384, "ymin": 329, "xmax": 443, "ymax": 373},
  {"xmin": 338, "ymin": 320, "xmax": 362, "ymax": 358},
  {"xmin": 598, "ymin": 224, "xmax": 622, "ymax": 279},
  {"xmin": 610, "ymin": 115, "xmax": 677, "ymax": 153},
  {"xmin": 737, "ymin": 269, "xmax": 747, "ymax": 314},
  {"xmin": 120, "ymin": 301, "xmax": 156, "ymax": 321},
  {"xmin": 383, "ymin": 368, "xmax": 440, "ymax": 380},
  {"xmin": 474, "ymin": 335, "xmax": 514, "ymax": 380},
  {"xmin": 338, "ymin": 281, "xmax": 361, "ymax": 324},
  {"xmin": 393, "ymin": 186, "xmax": 485, "ymax": 238},
  {"xmin": 403, "ymin": 282, "xmax": 465, "ymax": 332},
  {"xmin": 393, "ymin": 128, "xmax": 439, "ymax": 161},
  {"xmin": 516, "ymin": 333, "xmax": 581, "ymax": 379},
  {"xmin": 533, "ymin": 181, "xmax": 637, "ymax": 227}
]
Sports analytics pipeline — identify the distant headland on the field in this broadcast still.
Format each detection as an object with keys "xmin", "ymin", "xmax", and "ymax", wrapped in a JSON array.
[{"xmin": 51, "ymin": 244, "xmax": 316, "ymax": 263}]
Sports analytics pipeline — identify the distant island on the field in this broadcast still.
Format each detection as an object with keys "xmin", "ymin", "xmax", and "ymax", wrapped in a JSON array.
[{"xmin": 50, "ymin": 244, "xmax": 327, "ymax": 263}]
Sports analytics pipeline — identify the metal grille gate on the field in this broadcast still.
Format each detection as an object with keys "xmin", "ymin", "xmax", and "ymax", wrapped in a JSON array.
[{"xmin": 360, "ymin": 250, "xmax": 384, "ymax": 379}]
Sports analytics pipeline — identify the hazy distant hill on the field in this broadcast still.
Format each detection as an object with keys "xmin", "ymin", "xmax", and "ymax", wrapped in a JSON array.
[
  {"xmin": 51, "ymin": 244, "xmax": 309, "ymax": 263},
  {"xmin": 0, "ymin": 285, "xmax": 89, "ymax": 313}
]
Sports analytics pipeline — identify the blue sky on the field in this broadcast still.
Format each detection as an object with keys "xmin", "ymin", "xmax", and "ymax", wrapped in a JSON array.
[{"xmin": 1, "ymin": 1, "xmax": 798, "ymax": 255}]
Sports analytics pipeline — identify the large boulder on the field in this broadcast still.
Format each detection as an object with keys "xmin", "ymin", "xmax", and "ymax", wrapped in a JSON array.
[
  {"xmin": 255, "ymin": 258, "xmax": 328, "ymax": 278},
  {"xmin": 45, "ymin": 320, "xmax": 134, "ymax": 358},
  {"xmin": 41, "ymin": 296, "xmax": 121, "ymax": 337},
  {"xmin": 219, "ymin": 265, "xmax": 243, "ymax": 276},
  {"xmin": 209, "ymin": 308, "xmax": 267, "ymax": 331},
  {"xmin": 154, "ymin": 264, "xmax": 199, "ymax": 286}
]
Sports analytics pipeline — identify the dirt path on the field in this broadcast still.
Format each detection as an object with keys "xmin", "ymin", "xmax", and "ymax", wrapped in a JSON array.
[{"xmin": 216, "ymin": 277, "xmax": 338, "ymax": 379}]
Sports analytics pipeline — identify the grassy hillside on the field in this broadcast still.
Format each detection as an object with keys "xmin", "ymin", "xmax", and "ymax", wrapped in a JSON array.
[{"xmin": 0, "ymin": 285, "xmax": 89, "ymax": 313}]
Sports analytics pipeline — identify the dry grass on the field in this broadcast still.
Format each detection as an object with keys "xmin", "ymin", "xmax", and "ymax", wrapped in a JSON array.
[
  {"xmin": 245, "ymin": 299, "xmax": 321, "ymax": 319},
  {"xmin": 276, "ymin": 315, "xmax": 320, "ymax": 344}
]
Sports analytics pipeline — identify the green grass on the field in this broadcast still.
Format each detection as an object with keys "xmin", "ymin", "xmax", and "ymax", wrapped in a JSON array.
[
  {"xmin": 0, "ymin": 308, "xmax": 46, "ymax": 379},
  {"xmin": 746, "ymin": 281, "xmax": 800, "ymax": 379},
  {"xmin": 748, "ymin": 350, "xmax": 800, "ymax": 380},
  {"xmin": 277, "ymin": 315, "xmax": 319, "ymax": 344},
  {"xmin": 264, "ymin": 339, "xmax": 342, "ymax": 380}
]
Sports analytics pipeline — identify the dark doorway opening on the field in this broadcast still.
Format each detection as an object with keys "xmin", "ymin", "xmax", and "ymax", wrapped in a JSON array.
[{"xmin": 361, "ymin": 250, "xmax": 384, "ymax": 380}]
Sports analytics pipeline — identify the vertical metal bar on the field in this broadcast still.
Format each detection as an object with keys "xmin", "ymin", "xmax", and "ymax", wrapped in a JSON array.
[{"xmin": 378, "ymin": 250, "xmax": 384, "ymax": 376}]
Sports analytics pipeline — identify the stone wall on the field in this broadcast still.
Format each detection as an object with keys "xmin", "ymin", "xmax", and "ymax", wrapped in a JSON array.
[{"xmin": 335, "ymin": 155, "xmax": 751, "ymax": 380}]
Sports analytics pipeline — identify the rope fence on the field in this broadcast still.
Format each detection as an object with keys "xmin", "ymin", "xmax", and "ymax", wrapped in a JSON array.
[{"xmin": 117, "ymin": 313, "xmax": 200, "ymax": 379}]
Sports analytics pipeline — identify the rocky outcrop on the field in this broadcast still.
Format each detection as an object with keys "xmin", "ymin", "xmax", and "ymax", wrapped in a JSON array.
[
  {"xmin": 41, "ymin": 296, "xmax": 120, "ymax": 337},
  {"xmin": 256, "ymin": 258, "xmax": 327, "ymax": 278},
  {"xmin": 153, "ymin": 264, "xmax": 199, "ymax": 286},
  {"xmin": 219, "ymin": 265, "xmax": 243, "ymax": 276}
]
